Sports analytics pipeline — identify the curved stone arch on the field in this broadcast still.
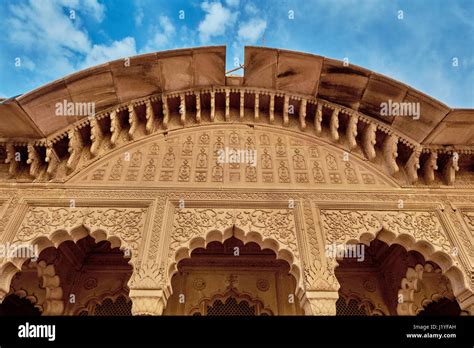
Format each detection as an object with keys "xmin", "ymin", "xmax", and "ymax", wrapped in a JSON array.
[
  {"xmin": 166, "ymin": 225, "xmax": 303, "ymax": 297},
  {"xmin": 0, "ymin": 211, "xmax": 145, "ymax": 304},
  {"xmin": 74, "ymin": 288, "xmax": 131, "ymax": 315},
  {"xmin": 397, "ymin": 263, "xmax": 456, "ymax": 315},
  {"xmin": 337, "ymin": 291, "xmax": 386, "ymax": 316},
  {"xmin": 321, "ymin": 209, "xmax": 472, "ymax": 308},
  {"xmin": 189, "ymin": 287, "xmax": 274, "ymax": 316}
]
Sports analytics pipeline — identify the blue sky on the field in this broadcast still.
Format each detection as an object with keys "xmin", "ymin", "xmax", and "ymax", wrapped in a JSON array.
[{"xmin": 0, "ymin": 0, "xmax": 473, "ymax": 107}]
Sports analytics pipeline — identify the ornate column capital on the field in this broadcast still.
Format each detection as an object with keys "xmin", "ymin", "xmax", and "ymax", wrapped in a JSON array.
[
  {"xmin": 301, "ymin": 290, "xmax": 339, "ymax": 316},
  {"xmin": 129, "ymin": 289, "xmax": 167, "ymax": 316},
  {"xmin": 128, "ymin": 260, "xmax": 168, "ymax": 316}
]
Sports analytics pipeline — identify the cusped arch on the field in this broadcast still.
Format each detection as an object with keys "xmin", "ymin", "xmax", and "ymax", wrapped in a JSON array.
[
  {"xmin": 323, "ymin": 209, "xmax": 471, "ymax": 300},
  {"xmin": 397, "ymin": 263, "xmax": 458, "ymax": 315},
  {"xmin": 0, "ymin": 224, "xmax": 134, "ymax": 304},
  {"xmin": 167, "ymin": 226, "xmax": 303, "ymax": 297}
]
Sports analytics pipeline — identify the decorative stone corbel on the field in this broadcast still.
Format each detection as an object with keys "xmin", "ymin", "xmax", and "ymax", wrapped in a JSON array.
[
  {"xmin": 383, "ymin": 134, "xmax": 399, "ymax": 175},
  {"xmin": 5, "ymin": 143, "xmax": 19, "ymax": 177},
  {"xmin": 45, "ymin": 143, "xmax": 59, "ymax": 179},
  {"xmin": 239, "ymin": 91, "xmax": 245, "ymax": 119},
  {"xmin": 109, "ymin": 110, "xmax": 122, "ymax": 146},
  {"xmin": 128, "ymin": 261, "xmax": 168, "ymax": 316},
  {"xmin": 329, "ymin": 107, "xmax": 340, "ymax": 142},
  {"xmin": 443, "ymin": 153, "xmax": 459, "ymax": 186},
  {"xmin": 194, "ymin": 92, "xmax": 201, "ymax": 123},
  {"xmin": 283, "ymin": 95, "xmax": 290, "ymax": 126},
  {"xmin": 27, "ymin": 144, "xmax": 41, "ymax": 179},
  {"xmin": 301, "ymin": 290, "xmax": 339, "ymax": 316},
  {"xmin": 299, "ymin": 99, "xmax": 307, "ymax": 130},
  {"xmin": 225, "ymin": 90, "xmax": 230, "ymax": 121},
  {"xmin": 66, "ymin": 128, "xmax": 83, "ymax": 171},
  {"xmin": 179, "ymin": 94, "xmax": 186, "ymax": 125},
  {"xmin": 145, "ymin": 100, "xmax": 155, "ymax": 134},
  {"xmin": 269, "ymin": 93, "xmax": 275, "ymax": 124},
  {"xmin": 128, "ymin": 104, "xmax": 138, "ymax": 139},
  {"xmin": 314, "ymin": 103, "xmax": 323, "ymax": 135},
  {"xmin": 162, "ymin": 96, "xmax": 169, "ymax": 129},
  {"xmin": 89, "ymin": 117, "xmax": 103, "ymax": 156},
  {"xmin": 362, "ymin": 123, "xmax": 377, "ymax": 160},
  {"xmin": 346, "ymin": 113, "xmax": 358, "ymax": 150},
  {"xmin": 254, "ymin": 93, "xmax": 260, "ymax": 121},
  {"xmin": 422, "ymin": 152, "xmax": 438, "ymax": 184},
  {"xmin": 210, "ymin": 91, "xmax": 216, "ymax": 122},
  {"xmin": 405, "ymin": 147, "xmax": 421, "ymax": 184}
]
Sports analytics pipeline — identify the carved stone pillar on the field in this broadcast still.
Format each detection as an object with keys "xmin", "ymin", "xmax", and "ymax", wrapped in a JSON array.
[
  {"xmin": 129, "ymin": 289, "xmax": 167, "ymax": 316},
  {"xmin": 301, "ymin": 290, "xmax": 339, "ymax": 315},
  {"xmin": 457, "ymin": 290, "xmax": 474, "ymax": 316},
  {"xmin": 128, "ymin": 261, "xmax": 168, "ymax": 316},
  {"xmin": 301, "ymin": 259, "xmax": 340, "ymax": 316}
]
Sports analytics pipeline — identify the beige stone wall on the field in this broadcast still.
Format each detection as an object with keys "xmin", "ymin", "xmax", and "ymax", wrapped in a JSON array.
[{"xmin": 0, "ymin": 124, "xmax": 473, "ymax": 315}]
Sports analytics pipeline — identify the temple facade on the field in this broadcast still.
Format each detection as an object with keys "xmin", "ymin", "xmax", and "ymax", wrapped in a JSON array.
[{"xmin": 0, "ymin": 46, "xmax": 473, "ymax": 316}]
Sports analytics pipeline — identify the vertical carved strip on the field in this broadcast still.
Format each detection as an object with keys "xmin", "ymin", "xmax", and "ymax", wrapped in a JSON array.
[
  {"xmin": 145, "ymin": 100, "xmax": 155, "ymax": 134},
  {"xmin": 225, "ymin": 89, "xmax": 230, "ymax": 121},
  {"xmin": 283, "ymin": 95, "xmax": 289, "ymax": 126},
  {"xmin": 110, "ymin": 110, "xmax": 122, "ymax": 145},
  {"xmin": 27, "ymin": 144, "xmax": 40, "ymax": 178},
  {"xmin": 329, "ymin": 107, "xmax": 339, "ymax": 141},
  {"xmin": 240, "ymin": 91, "xmax": 244, "ymax": 119},
  {"xmin": 383, "ymin": 134, "xmax": 399, "ymax": 175},
  {"xmin": 128, "ymin": 104, "xmax": 138, "ymax": 139},
  {"xmin": 346, "ymin": 113, "xmax": 358, "ymax": 149},
  {"xmin": 405, "ymin": 147, "xmax": 421, "ymax": 184},
  {"xmin": 90, "ymin": 117, "xmax": 103, "ymax": 156},
  {"xmin": 422, "ymin": 152, "xmax": 438, "ymax": 184},
  {"xmin": 254, "ymin": 93, "xmax": 259, "ymax": 121},
  {"xmin": 299, "ymin": 99, "xmax": 307, "ymax": 130},
  {"xmin": 195, "ymin": 92, "xmax": 201, "ymax": 123},
  {"xmin": 162, "ymin": 96, "xmax": 169, "ymax": 129},
  {"xmin": 269, "ymin": 93, "xmax": 275, "ymax": 124},
  {"xmin": 210, "ymin": 91, "xmax": 216, "ymax": 122},
  {"xmin": 314, "ymin": 103, "xmax": 322, "ymax": 135},
  {"xmin": 362, "ymin": 123, "xmax": 377, "ymax": 160},
  {"xmin": 179, "ymin": 94, "xmax": 186, "ymax": 125}
]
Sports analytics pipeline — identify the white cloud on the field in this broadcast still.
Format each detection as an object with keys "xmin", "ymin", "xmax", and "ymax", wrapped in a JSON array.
[
  {"xmin": 142, "ymin": 16, "xmax": 177, "ymax": 52},
  {"xmin": 225, "ymin": 0, "xmax": 240, "ymax": 7},
  {"xmin": 198, "ymin": 1, "xmax": 237, "ymax": 42},
  {"xmin": 81, "ymin": 37, "xmax": 137, "ymax": 68},
  {"xmin": 237, "ymin": 18, "xmax": 266, "ymax": 44},
  {"xmin": 135, "ymin": 7, "xmax": 144, "ymax": 26},
  {"xmin": 244, "ymin": 3, "xmax": 258, "ymax": 15},
  {"xmin": 5, "ymin": 0, "xmax": 135, "ymax": 77}
]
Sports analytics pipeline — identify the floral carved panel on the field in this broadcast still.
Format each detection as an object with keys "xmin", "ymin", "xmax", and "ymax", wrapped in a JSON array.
[
  {"xmin": 168, "ymin": 207, "xmax": 299, "ymax": 261},
  {"xmin": 320, "ymin": 210, "xmax": 452, "ymax": 253},
  {"xmin": 14, "ymin": 207, "xmax": 148, "ymax": 256}
]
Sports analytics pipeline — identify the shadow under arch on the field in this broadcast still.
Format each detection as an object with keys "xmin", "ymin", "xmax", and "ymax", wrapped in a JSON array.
[
  {"xmin": 166, "ymin": 225, "xmax": 303, "ymax": 302},
  {"xmin": 0, "ymin": 224, "xmax": 134, "ymax": 304},
  {"xmin": 337, "ymin": 227, "xmax": 471, "ymax": 312}
]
